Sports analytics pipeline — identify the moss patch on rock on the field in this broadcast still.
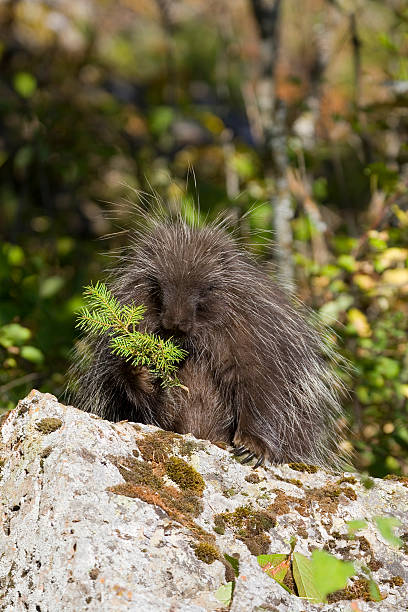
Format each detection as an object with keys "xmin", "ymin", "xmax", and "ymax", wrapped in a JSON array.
[
  {"xmin": 337, "ymin": 476, "xmax": 358, "ymax": 485},
  {"xmin": 178, "ymin": 439, "xmax": 206, "ymax": 457},
  {"xmin": 107, "ymin": 441, "xmax": 228, "ymax": 576},
  {"xmin": 35, "ymin": 418, "xmax": 62, "ymax": 434},
  {"xmin": 214, "ymin": 505, "xmax": 276, "ymax": 554},
  {"xmin": 328, "ymin": 577, "xmax": 384, "ymax": 603},
  {"xmin": 245, "ymin": 472, "xmax": 262, "ymax": 484},
  {"xmin": 287, "ymin": 463, "xmax": 318, "ymax": 473},
  {"xmin": 384, "ymin": 474, "xmax": 408, "ymax": 487},
  {"xmin": 193, "ymin": 542, "xmax": 220, "ymax": 564},
  {"xmin": 165, "ymin": 457, "xmax": 205, "ymax": 495},
  {"xmin": 385, "ymin": 575, "xmax": 404, "ymax": 587},
  {"xmin": 267, "ymin": 482, "xmax": 357, "ymax": 524},
  {"xmin": 137, "ymin": 430, "xmax": 180, "ymax": 463}
]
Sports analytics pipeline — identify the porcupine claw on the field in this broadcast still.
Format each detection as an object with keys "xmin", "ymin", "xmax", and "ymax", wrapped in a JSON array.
[
  {"xmin": 233, "ymin": 445, "xmax": 248, "ymax": 456},
  {"xmin": 241, "ymin": 452, "xmax": 256, "ymax": 464},
  {"xmin": 254, "ymin": 455, "xmax": 264, "ymax": 469},
  {"xmin": 232, "ymin": 446, "xmax": 264, "ymax": 468}
]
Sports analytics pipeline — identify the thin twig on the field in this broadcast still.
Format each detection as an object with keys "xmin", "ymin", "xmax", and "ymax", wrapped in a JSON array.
[{"xmin": 0, "ymin": 372, "xmax": 41, "ymax": 395}]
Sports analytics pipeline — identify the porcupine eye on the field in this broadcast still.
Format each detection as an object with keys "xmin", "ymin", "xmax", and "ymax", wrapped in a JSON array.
[{"xmin": 196, "ymin": 284, "xmax": 217, "ymax": 314}]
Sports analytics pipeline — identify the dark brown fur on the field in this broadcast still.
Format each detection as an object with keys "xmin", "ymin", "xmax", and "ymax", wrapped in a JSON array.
[{"xmin": 71, "ymin": 217, "xmax": 345, "ymax": 466}]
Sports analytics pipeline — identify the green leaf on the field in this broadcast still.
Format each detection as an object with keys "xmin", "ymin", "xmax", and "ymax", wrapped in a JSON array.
[
  {"xmin": 249, "ymin": 204, "xmax": 273, "ymax": 231},
  {"xmin": 347, "ymin": 520, "xmax": 368, "ymax": 537},
  {"xmin": 332, "ymin": 235, "xmax": 358, "ymax": 254},
  {"xmin": 0, "ymin": 323, "xmax": 31, "ymax": 348},
  {"xmin": 374, "ymin": 516, "xmax": 402, "ymax": 548},
  {"xmin": 312, "ymin": 177, "xmax": 328, "ymax": 200},
  {"xmin": 369, "ymin": 578, "xmax": 382, "ymax": 602},
  {"xmin": 292, "ymin": 552, "xmax": 322, "ymax": 603},
  {"xmin": 14, "ymin": 145, "xmax": 33, "ymax": 170},
  {"xmin": 309, "ymin": 550, "xmax": 355, "ymax": 602},
  {"xmin": 20, "ymin": 345, "xmax": 44, "ymax": 364},
  {"xmin": 293, "ymin": 216, "xmax": 315, "ymax": 241},
  {"xmin": 376, "ymin": 357, "xmax": 400, "ymax": 380},
  {"xmin": 214, "ymin": 582, "xmax": 233, "ymax": 606},
  {"xmin": 257, "ymin": 554, "xmax": 289, "ymax": 584},
  {"xmin": 319, "ymin": 295, "xmax": 354, "ymax": 325},
  {"xmin": 231, "ymin": 152, "xmax": 256, "ymax": 180},
  {"xmin": 337, "ymin": 254, "xmax": 356, "ymax": 273},
  {"xmin": 39, "ymin": 276, "xmax": 65, "ymax": 299},
  {"xmin": 149, "ymin": 106, "xmax": 174, "ymax": 135},
  {"xmin": 13, "ymin": 72, "xmax": 37, "ymax": 98},
  {"xmin": 224, "ymin": 554, "xmax": 239, "ymax": 577},
  {"xmin": 6, "ymin": 245, "xmax": 25, "ymax": 266}
]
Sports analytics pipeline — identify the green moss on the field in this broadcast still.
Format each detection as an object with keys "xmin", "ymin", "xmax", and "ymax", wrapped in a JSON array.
[
  {"xmin": 273, "ymin": 474, "xmax": 304, "ymax": 487},
  {"xmin": 222, "ymin": 487, "xmax": 237, "ymax": 498},
  {"xmin": 384, "ymin": 474, "xmax": 408, "ymax": 487},
  {"xmin": 340, "ymin": 486, "xmax": 357, "ymax": 501},
  {"xmin": 328, "ymin": 577, "xmax": 380, "ymax": 603},
  {"xmin": 214, "ymin": 505, "xmax": 275, "ymax": 554},
  {"xmin": 193, "ymin": 542, "xmax": 220, "ymax": 564},
  {"xmin": 386, "ymin": 575, "xmax": 404, "ymax": 587},
  {"xmin": 170, "ymin": 491, "xmax": 203, "ymax": 517},
  {"xmin": 289, "ymin": 479, "xmax": 303, "ymax": 487},
  {"xmin": 178, "ymin": 439, "xmax": 205, "ymax": 457},
  {"xmin": 288, "ymin": 463, "xmax": 318, "ymax": 473},
  {"xmin": 39, "ymin": 446, "xmax": 53, "ymax": 469},
  {"xmin": 35, "ymin": 418, "xmax": 62, "ymax": 434},
  {"xmin": 165, "ymin": 457, "xmax": 205, "ymax": 495},
  {"xmin": 110, "ymin": 455, "xmax": 163, "ymax": 490},
  {"xmin": 137, "ymin": 430, "xmax": 179, "ymax": 463},
  {"xmin": 368, "ymin": 558, "xmax": 382, "ymax": 572},
  {"xmin": 245, "ymin": 472, "xmax": 262, "ymax": 484},
  {"xmin": 337, "ymin": 476, "xmax": 358, "ymax": 485},
  {"xmin": 242, "ymin": 532, "xmax": 271, "ymax": 555}
]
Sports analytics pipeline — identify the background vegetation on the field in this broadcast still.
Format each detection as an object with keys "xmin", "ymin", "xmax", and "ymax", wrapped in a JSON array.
[{"xmin": 1, "ymin": 0, "xmax": 407, "ymax": 476}]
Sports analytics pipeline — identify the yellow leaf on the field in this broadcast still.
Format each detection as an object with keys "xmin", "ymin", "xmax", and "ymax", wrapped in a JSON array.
[
  {"xmin": 348, "ymin": 308, "xmax": 371, "ymax": 337},
  {"xmin": 377, "ymin": 248, "xmax": 408, "ymax": 269},
  {"xmin": 367, "ymin": 230, "xmax": 389, "ymax": 241},
  {"xmin": 353, "ymin": 274, "xmax": 376, "ymax": 291},
  {"xmin": 392, "ymin": 204, "xmax": 408, "ymax": 227},
  {"xmin": 399, "ymin": 384, "xmax": 408, "ymax": 399},
  {"xmin": 383, "ymin": 268, "xmax": 408, "ymax": 288},
  {"xmin": 201, "ymin": 112, "xmax": 224, "ymax": 135}
]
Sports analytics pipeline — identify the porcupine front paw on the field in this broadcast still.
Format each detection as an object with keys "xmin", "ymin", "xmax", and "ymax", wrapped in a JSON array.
[
  {"xmin": 130, "ymin": 365, "xmax": 155, "ymax": 394},
  {"xmin": 232, "ymin": 432, "xmax": 266, "ymax": 469}
]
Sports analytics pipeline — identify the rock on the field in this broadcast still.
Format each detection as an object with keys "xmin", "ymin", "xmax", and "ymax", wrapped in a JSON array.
[{"xmin": 0, "ymin": 390, "xmax": 407, "ymax": 611}]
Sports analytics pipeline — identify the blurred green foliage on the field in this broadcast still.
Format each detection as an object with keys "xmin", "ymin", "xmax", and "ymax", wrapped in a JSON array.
[{"xmin": 0, "ymin": 0, "xmax": 407, "ymax": 476}]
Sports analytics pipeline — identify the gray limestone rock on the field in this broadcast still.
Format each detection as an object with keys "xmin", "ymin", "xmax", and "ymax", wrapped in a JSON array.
[{"xmin": 0, "ymin": 390, "xmax": 407, "ymax": 611}]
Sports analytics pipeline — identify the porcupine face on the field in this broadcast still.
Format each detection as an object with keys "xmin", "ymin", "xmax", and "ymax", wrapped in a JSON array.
[{"xmin": 136, "ymin": 222, "xmax": 238, "ymax": 339}]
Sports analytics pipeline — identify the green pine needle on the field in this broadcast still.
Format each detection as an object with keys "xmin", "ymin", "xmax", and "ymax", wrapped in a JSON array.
[{"xmin": 76, "ymin": 282, "xmax": 187, "ymax": 388}]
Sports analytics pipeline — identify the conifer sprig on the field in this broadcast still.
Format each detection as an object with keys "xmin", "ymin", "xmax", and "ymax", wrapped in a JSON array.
[{"xmin": 76, "ymin": 282, "xmax": 187, "ymax": 388}]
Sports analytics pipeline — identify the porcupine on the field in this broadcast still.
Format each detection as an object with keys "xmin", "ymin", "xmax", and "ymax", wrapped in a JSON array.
[{"xmin": 71, "ymin": 214, "xmax": 345, "ymax": 468}]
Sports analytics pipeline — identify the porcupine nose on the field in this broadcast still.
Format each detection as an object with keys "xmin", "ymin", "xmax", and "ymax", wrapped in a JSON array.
[{"xmin": 161, "ymin": 312, "xmax": 193, "ymax": 334}]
